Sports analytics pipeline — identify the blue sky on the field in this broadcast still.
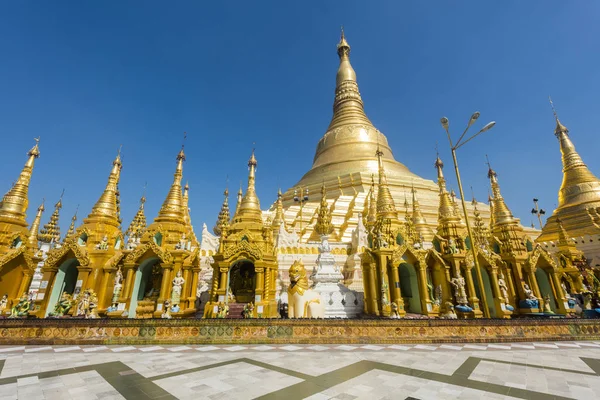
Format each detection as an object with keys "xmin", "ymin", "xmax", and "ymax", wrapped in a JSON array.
[{"xmin": 0, "ymin": 2, "xmax": 598, "ymax": 235}]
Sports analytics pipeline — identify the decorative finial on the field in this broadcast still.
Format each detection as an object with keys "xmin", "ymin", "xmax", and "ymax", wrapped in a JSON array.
[
  {"xmin": 486, "ymin": 154, "xmax": 496, "ymax": 179},
  {"xmin": 549, "ymin": 96, "xmax": 558, "ymax": 121},
  {"xmin": 337, "ymin": 26, "xmax": 351, "ymax": 57}
]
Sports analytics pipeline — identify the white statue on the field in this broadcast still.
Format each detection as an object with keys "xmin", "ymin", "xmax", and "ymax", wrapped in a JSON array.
[
  {"xmin": 277, "ymin": 225, "xmax": 299, "ymax": 248},
  {"xmin": 200, "ymin": 223, "xmax": 220, "ymax": 252},
  {"xmin": 95, "ymin": 235, "xmax": 109, "ymax": 250},
  {"xmin": 498, "ymin": 272, "xmax": 509, "ymax": 302},
  {"xmin": 287, "ymin": 260, "xmax": 325, "ymax": 318},
  {"xmin": 523, "ymin": 283, "xmax": 537, "ymax": 300},
  {"xmin": 111, "ymin": 267, "xmax": 123, "ymax": 305},
  {"xmin": 171, "ymin": 270, "xmax": 185, "ymax": 307},
  {"xmin": 450, "ymin": 272, "xmax": 468, "ymax": 306}
]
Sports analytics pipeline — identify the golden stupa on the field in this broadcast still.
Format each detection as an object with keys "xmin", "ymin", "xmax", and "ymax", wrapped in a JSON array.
[
  {"xmin": 275, "ymin": 30, "xmax": 494, "ymax": 242},
  {"xmin": 537, "ymin": 101, "xmax": 600, "ymax": 242}
]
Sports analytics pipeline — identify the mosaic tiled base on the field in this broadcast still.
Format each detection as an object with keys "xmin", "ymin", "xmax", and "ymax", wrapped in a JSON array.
[
  {"xmin": 0, "ymin": 318, "xmax": 599, "ymax": 345},
  {"xmin": 1, "ymin": 344, "xmax": 600, "ymax": 399}
]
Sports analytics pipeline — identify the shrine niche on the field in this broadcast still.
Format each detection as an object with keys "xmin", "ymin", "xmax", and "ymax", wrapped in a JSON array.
[{"xmin": 229, "ymin": 260, "xmax": 256, "ymax": 303}]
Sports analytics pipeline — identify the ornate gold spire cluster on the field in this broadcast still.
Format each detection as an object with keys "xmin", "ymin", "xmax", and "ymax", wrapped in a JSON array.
[
  {"xmin": 487, "ymin": 161, "xmax": 517, "ymax": 226},
  {"xmin": 65, "ymin": 206, "xmax": 78, "ymax": 239},
  {"xmin": 125, "ymin": 195, "xmax": 147, "ymax": 239},
  {"xmin": 234, "ymin": 149, "xmax": 262, "ymax": 224},
  {"xmin": 471, "ymin": 196, "xmax": 490, "ymax": 248},
  {"xmin": 39, "ymin": 193, "xmax": 63, "ymax": 243},
  {"xmin": 363, "ymin": 175, "xmax": 378, "ymax": 231},
  {"xmin": 375, "ymin": 148, "xmax": 398, "ymax": 221},
  {"xmin": 271, "ymin": 188, "xmax": 285, "ymax": 230},
  {"xmin": 434, "ymin": 155, "xmax": 463, "ymax": 240},
  {"xmin": 314, "ymin": 184, "xmax": 334, "ymax": 236},
  {"xmin": 411, "ymin": 185, "xmax": 429, "ymax": 239},
  {"xmin": 156, "ymin": 147, "xmax": 186, "ymax": 223},
  {"xmin": 182, "ymin": 182, "xmax": 198, "ymax": 245},
  {"xmin": 28, "ymin": 200, "xmax": 45, "ymax": 247},
  {"xmin": 213, "ymin": 188, "xmax": 231, "ymax": 236},
  {"xmin": 86, "ymin": 151, "xmax": 122, "ymax": 226},
  {"xmin": 0, "ymin": 138, "xmax": 40, "ymax": 227}
]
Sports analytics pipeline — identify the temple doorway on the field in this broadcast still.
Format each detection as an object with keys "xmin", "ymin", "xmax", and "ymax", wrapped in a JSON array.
[
  {"xmin": 45, "ymin": 259, "xmax": 79, "ymax": 317},
  {"xmin": 535, "ymin": 267, "xmax": 556, "ymax": 312},
  {"xmin": 229, "ymin": 260, "xmax": 255, "ymax": 303},
  {"xmin": 398, "ymin": 263, "xmax": 422, "ymax": 314},
  {"xmin": 471, "ymin": 267, "xmax": 496, "ymax": 318},
  {"xmin": 129, "ymin": 258, "xmax": 162, "ymax": 318}
]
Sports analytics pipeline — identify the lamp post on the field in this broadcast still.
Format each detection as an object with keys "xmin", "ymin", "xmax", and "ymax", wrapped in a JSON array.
[
  {"xmin": 441, "ymin": 112, "xmax": 496, "ymax": 318},
  {"xmin": 531, "ymin": 198, "xmax": 546, "ymax": 230},
  {"xmin": 293, "ymin": 186, "xmax": 310, "ymax": 236}
]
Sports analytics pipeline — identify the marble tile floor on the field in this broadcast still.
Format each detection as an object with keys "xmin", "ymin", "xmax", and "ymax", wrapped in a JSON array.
[{"xmin": 0, "ymin": 342, "xmax": 599, "ymax": 399}]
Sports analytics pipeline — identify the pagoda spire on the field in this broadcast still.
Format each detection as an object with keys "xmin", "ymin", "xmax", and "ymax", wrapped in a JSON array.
[
  {"xmin": 39, "ymin": 191, "xmax": 64, "ymax": 244},
  {"xmin": 182, "ymin": 182, "xmax": 198, "ymax": 245},
  {"xmin": 365, "ymin": 175, "xmax": 377, "ymax": 231},
  {"xmin": 435, "ymin": 154, "xmax": 463, "ymax": 240},
  {"xmin": 487, "ymin": 158, "xmax": 517, "ymax": 226},
  {"xmin": 86, "ymin": 150, "xmax": 122, "ymax": 226},
  {"xmin": 471, "ymin": 195, "xmax": 490, "ymax": 248},
  {"xmin": 327, "ymin": 28, "xmax": 373, "ymax": 131},
  {"xmin": 549, "ymin": 97, "xmax": 600, "ymax": 208},
  {"xmin": 233, "ymin": 182, "xmax": 243, "ymax": 221},
  {"xmin": 28, "ymin": 200, "xmax": 45, "ymax": 247},
  {"xmin": 315, "ymin": 184, "xmax": 334, "ymax": 236},
  {"xmin": 271, "ymin": 188, "xmax": 286, "ymax": 230},
  {"xmin": 488, "ymin": 190, "xmax": 495, "ymax": 229},
  {"xmin": 156, "ymin": 146, "xmax": 185, "ymax": 223},
  {"xmin": 0, "ymin": 138, "xmax": 40, "ymax": 226},
  {"xmin": 65, "ymin": 205, "xmax": 78, "ymax": 240},
  {"xmin": 236, "ymin": 149, "xmax": 263, "ymax": 223},
  {"xmin": 126, "ymin": 195, "xmax": 147, "ymax": 241},
  {"xmin": 411, "ymin": 185, "xmax": 428, "ymax": 238},
  {"xmin": 213, "ymin": 188, "xmax": 231, "ymax": 236},
  {"xmin": 375, "ymin": 147, "xmax": 398, "ymax": 221}
]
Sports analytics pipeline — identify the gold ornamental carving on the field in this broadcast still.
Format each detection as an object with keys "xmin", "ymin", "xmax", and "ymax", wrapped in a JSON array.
[
  {"xmin": 45, "ymin": 241, "xmax": 91, "ymax": 269},
  {"xmin": 124, "ymin": 240, "xmax": 173, "ymax": 265},
  {"xmin": 0, "ymin": 246, "xmax": 34, "ymax": 273},
  {"xmin": 222, "ymin": 239, "xmax": 263, "ymax": 261}
]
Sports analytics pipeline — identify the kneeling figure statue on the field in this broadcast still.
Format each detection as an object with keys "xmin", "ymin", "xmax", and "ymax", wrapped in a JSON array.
[{"xmin": 287, "ymin": 260, "xmax": 325, "ymax": 318}]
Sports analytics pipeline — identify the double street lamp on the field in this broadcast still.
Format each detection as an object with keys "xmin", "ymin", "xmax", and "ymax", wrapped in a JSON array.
[{"xmin": 441, "ymin": 112, "xmax": 495, "ymax": 318}]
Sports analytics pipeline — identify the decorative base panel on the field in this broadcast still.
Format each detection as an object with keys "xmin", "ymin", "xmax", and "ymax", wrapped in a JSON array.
[{"xmin": 0, "ymin": 318, "xmax": 598, "ymax": 345}]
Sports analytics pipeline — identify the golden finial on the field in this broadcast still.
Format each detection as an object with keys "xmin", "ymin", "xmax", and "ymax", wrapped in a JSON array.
[
  {"xmin": 315, "ymin": 182, "xmax": 334, "ymax": 236},
  {"xmin": 0, "ymin": 138, "xmax": 41, "ymax": 226},
  {"xmin": 126, "ymin": 195, "xmax": 147, "ymax": 240},
  {"xmin": 337, "ymin": 26, "xmax": 350, "ymax": 56},
  {"xmin": 28, "ymin": 199, "xmax": 45, "ymax": 248},
  {"xmin": 272, "ymin": 187, "xmax": 285, "ymax": 229},
  {"xmin": 235, "ymin": 148, "xmax": 262, "ymax": 223},
  {"xmin": 86, "ymin": 150, "xmax": 123, "ymax": 225},
  {"xmin": 549, "ymin": 96, "xmax": 569, "ymax": 136},
  {"xmin": 156, "ymin": 145, "xmax": 186, "ymax": 222},
  {"xmin": 213, "ymin": 185, "xmax": 231, "ymax": 236},
  {"xmin": 485, "ymin": 154, "xmax": 496, "ymax": 180},
  {"xmin": 39, "ymin": 191, "xmax": 63, "ymax": 244}
]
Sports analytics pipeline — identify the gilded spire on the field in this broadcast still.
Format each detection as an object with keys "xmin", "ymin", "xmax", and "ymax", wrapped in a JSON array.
[
  {"xmin": 213, "ymin": 188, "xmax": 231, "ymax": 236},
  {"xmin": 364, "ymin": 175, "xmax": 377, "ymax": 230},
  {"xmin": 0, "ymin": 138, "xmax": 40, "ymax": 226},
  {"xmin": 233, "ymin": 182, "xmax": 243, "ymax": 221},
  {"xmin": 549, "ymin": 97, "xmax": 600, "ymax": 208},
  {"xmin": 327, "ymin": 28, "xmax": 372, "ymax": 131},
  {"xmin": 471, "ymin": 195, "xmax": 490, "ymax": 248},
  {"xmin": 126, "ymin": 195, "xmax": 147, "ymax": 240},
  {"xmin": 271, "ymin": 188, "xmax": 285, "ymax": 229},
  {"xmin": 411, "ymin": 185, "xmax": 428, "ymax": 235},
  {"xmin": 488, "ymin": 191, "xmax": 495, "ymax": 229},
  {"xmin": 487, "ymin": 158, "xmax": 517, "ymax": 226},
  {"xmin": 65, "ymin": 206, "xmax": 78, "ymax": 239},
  {"xmin": 28, "ymin": 200, "xmax": 45, "ymax": 247},
  {"xmin": 315, "ymin": 184, "xmax": 334, "ymax": 236},
  {"xmin": 39, "ymin": 192, "xmax": 63, "ymax": 243},
  {"xmin": 235, "ymin": 149, "xmax": 262, "ymax": 223},
  {"xmin": 435, "ymin": 155, "xmax": 457, "ymax": 221},
  {"xmin": 182, "ymin": 182, "xmax": 198, "ymax": 245},
  {"xmin": 86, "ymin": 150, "xmax": 122, "ymax": 226},
  {"xmin": 375, "ymin": 147, "xmax": 397, "ymax": 220},
  {"xmin": 156, "ymin": 146, "xmax": 185, "ymax": 222}
]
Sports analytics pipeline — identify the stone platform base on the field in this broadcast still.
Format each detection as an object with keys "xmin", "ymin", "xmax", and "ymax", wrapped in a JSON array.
[{"xmin": 0, "ymin": 318, "xmax": 599, "ymax": 345}]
